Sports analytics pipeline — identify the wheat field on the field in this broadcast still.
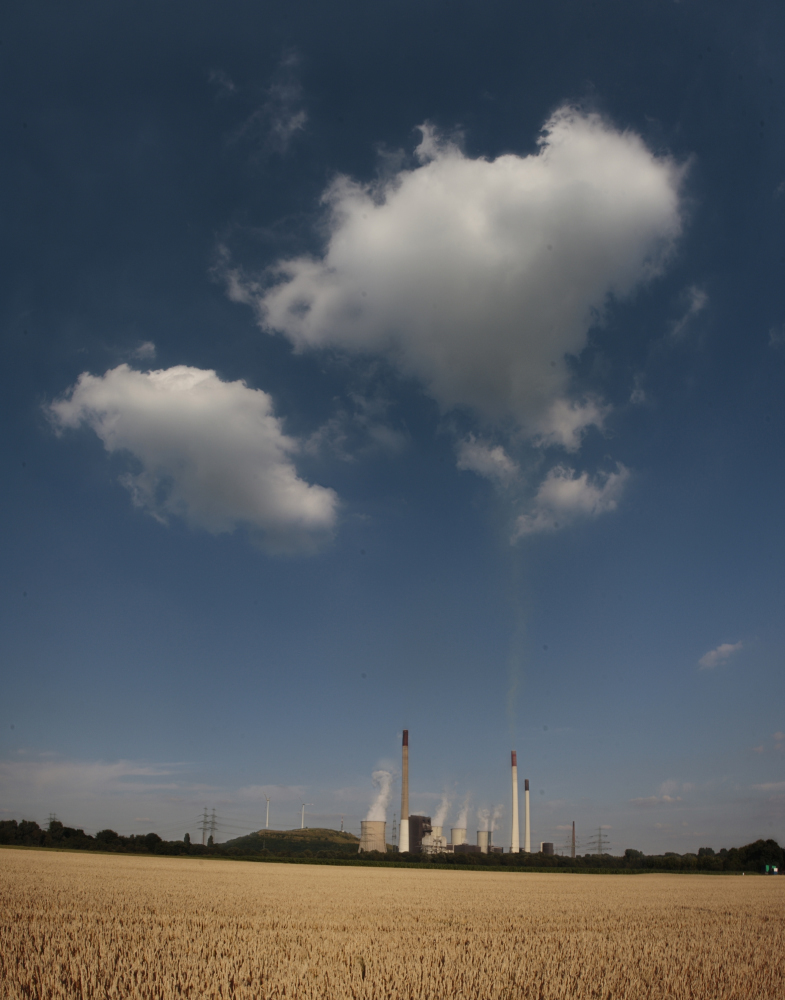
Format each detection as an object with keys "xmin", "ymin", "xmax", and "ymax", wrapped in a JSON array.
[{"xmin": 1, "ymin": 848, "xmax": 783, "ymax": 999}]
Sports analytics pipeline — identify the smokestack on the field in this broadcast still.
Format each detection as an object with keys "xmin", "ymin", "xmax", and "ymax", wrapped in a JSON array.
[
  {"xmin": 359, "ymin": 820, "xmax": 387, "ymax": 853},
  {"xmin": 399, "ymin": 730, "xmax": 409, "ymax": 852},
  {"xmin": 524, "ymin": 778, "xmax": 531, "ymax": 853},
  {"xmin": 571, "ymin": 820, "xmax": 575, "ymax": 859},
  {"xmin": 510, "ymin": 751, "xmax": 520, "ymax": 853}
]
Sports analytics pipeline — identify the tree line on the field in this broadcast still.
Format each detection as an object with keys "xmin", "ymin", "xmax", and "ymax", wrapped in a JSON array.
[{"xmin": 1, "ymin": 818, "xmax": 782, "ymax": 873}]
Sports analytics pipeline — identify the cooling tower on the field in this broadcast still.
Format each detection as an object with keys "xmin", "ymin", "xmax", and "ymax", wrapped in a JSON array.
[
  {"xmin": 431, "ymin": 825, "xmax": 443, "ymax": 839},
  {"xmin": 451, "ymin": 827, "xmax": 467, "ymax": 846},
  {"xmin": 359, "ymin": 820, "xmax": 387, "ymax": 853},
  {"xmin": 399, "ymin": 730, "xmax": 409, "ymax": 852},
  {"xmin": 477, "ymin": 830, "xmax": 490, "ymax": 853},
  {"xmin": 510, "ymin": 750, "xmax": 520, "ymax": 853},
  {"xmin": 524, "ymin": 778, "xmax": 531, "ymax": 853}
]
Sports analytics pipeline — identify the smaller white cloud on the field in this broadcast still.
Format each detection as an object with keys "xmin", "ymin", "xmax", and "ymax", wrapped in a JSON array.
[
  {"xmin": 456, "ymin": 436, "xmax": 519, "ymax": 486},
  {"xmin": 131, "ymin": 341, "xmax": 156, "ymax": 360},
  {"xmin": 237, "ymin": 784, "xmax": 307, "ymax": 802},
  {"xmin": 752, "ymin": 781, "xmax": 785, "ymax": 793},
  {"xmin": 49, "ymin": 364, "xmax": 338, "ymax": 553},
  {"xmin": 531, "ymin": 397, "xmax": 609, "ymax": 452},
  {"xmin": 513, "ymin": 463, "xmax": 629, "ymax": 538},
  {"xmin": 755, "ymin": 732, "xmax": 785, "ymax": 754},
  {"xmin": 630, "ymin": 780, "xmax": 691, "ymax": 807},
  {"xmin": 698, "ymin": 641, "xmax": 742, "ymax": 670},
  {"xmin": 671, "ymin": 285, "xmax": 708, "ymax": 338}
]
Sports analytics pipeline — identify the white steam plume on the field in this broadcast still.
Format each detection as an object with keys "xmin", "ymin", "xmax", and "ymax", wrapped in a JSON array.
[
  {"xmin": 456, "ymin": 793, "xmax": 471, "ymax": 829},
  {"xmin": 433, "ymin": 790, "xmax": 451, "ymax": 828},
  {"xmin": 477, "ymin": 807, "xmax": 490, "ymax": 832},
  {"xmin": 365, "ymin": 770, "xmax": 393, "ymax": 821},
  {"xmin": 490, "ymin": 805, "xmax": 504, "ymax": 832}
]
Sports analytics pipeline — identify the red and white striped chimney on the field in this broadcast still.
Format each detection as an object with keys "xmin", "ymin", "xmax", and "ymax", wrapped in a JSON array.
[
  {"xmin": 399, "ymin": 730, "xmax": 409, "ymax": 852},
  {"xmin": 510, "ymin": 751, "xmax": 520, "ymax": 853}
]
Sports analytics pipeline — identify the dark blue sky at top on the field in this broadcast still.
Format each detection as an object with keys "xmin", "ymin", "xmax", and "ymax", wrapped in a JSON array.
[{"xmin": 1, "ymin": 0, "xmax": 784, "ymax": 850}]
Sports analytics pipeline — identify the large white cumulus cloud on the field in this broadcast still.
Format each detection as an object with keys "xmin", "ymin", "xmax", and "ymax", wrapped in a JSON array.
[
  {"xmin": 50, "ymin": 365, "xmax": 338, "ymax": 552},
  {"xmin": 235, "ymin": 106, "xmax": 684, "ymax": 440}
]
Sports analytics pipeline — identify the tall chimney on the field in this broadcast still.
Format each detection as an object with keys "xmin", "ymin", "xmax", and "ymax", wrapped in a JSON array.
[
  {"xmin": 524, "ymin": 778, "xmax": 531, "ymax": 853},
  {"xmin": 510, "ymin": 751, "xmax": 520, "ymax": 853},
  {"xmin": 571, "ymin": 820, "xmax": 576, "ymax": 859},
  {"xmin": 399, "ymin": 730, "xmax": 409, "ymax": 852}
]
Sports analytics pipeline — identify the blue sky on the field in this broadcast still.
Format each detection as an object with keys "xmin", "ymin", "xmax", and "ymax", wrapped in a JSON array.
[{"xmin": 2, "ymin": 0, "xmax": 784, "ymax": 853}]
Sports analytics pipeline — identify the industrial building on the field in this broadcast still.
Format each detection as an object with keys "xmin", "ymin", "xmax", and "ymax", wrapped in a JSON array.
[{"xmin": 359, "ymin": 731, "xmax": 535, "ymax": 855}]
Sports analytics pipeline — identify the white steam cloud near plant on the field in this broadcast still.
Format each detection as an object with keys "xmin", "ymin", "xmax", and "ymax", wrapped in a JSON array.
[
  {"xmin": 433, "ymin": 791, "xmax": 451, "ymax": 828},
  {"xmin": 456, "ymin": 793, "xmax": 471, "ymax": 829},
  {"xmin": 365, "ymin": 770, "xmax": 393, "ymax": 821}
]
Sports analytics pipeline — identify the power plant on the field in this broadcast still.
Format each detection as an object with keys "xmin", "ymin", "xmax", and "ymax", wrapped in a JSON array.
[{"xmin": 360, "ymin": 733, "xmax": 534, "ymax": 854}]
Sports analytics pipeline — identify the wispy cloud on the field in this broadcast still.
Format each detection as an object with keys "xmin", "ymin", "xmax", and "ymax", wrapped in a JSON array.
[
  {"xmin": 305, "ymin": 391, "xmax": 407, "ymax": 462},
  {"xmin": 671, "ymin": 285, "xmax": 708, "ymax": 338},
  {"xmin": 768, "ymin": 324, "xmax": 785, "ymax": 349},
  {"xmin": 209, "ymin": 68, "xmax": 237, "ymax": 98},
  {"xmin": 0, "ymin": 758, "xmax": 188, "ymax": 807},
  {"xmin": 698, "ymin": 641, "xmax": 742, "ymax": 670},
  {"xmin": 236, "ymin": 784, "xmax": 307, "ymax": 802},
  {"xmin": 752, "ymin": 732, "xmax": 785, "ymax": 754},
  {"xmin": 232, "ymin": 50, "xmax": 307, "ymax": 155},
  {"xmin": 630, "ymin": 780, "xmax": 692, "ymax": 807}
]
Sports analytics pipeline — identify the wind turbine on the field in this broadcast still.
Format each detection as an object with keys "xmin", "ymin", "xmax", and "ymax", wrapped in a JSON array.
[
  {"xmin": 301, "ymin": 803, "xmax": 313, "ymax": 829},
  {"xmin": 264, "ymin": 794, "xmax": 270, "ymax": 830}
]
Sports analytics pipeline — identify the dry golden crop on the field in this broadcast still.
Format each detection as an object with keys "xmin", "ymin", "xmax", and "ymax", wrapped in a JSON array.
[{"xmin": 1, "ymin": 847, "xmax": 783, "ymax": 999}]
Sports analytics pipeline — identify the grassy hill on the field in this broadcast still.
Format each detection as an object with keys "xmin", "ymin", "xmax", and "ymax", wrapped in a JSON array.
[{"xmin": 223, "ymin": 828, "xmax": 362, "ymax": 855}]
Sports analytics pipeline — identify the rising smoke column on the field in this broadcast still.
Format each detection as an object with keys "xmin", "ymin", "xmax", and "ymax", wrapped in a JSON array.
[
  {"xmin": 433, "ymin": 790, "xmax": 451, "ymax": 828},
  {"xmin": 365, "ymin": 770, "xmax": 393, "ymax": 821},
  {"xmin": 456, "ymin": 793, "xmax": 471, "ymax": 829}
]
